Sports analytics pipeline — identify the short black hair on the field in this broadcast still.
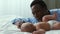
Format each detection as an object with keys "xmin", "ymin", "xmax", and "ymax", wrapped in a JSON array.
[
  {"xmin": 30, "ymin": 0, "xmax": 50, "ymax": 14},
  {"xmin": 30, "ymin": 0, "xmax": 47, "ymax": 8}
]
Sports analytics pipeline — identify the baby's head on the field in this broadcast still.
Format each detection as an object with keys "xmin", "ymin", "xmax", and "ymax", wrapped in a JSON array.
[
  {"xmin": 21, "ymin": 23, "xmax": 36, "ymax": 32},
  {"xmin": 35, "ymin": 22, "xmax": 50, "ymax": 31},
  {"xmin": 32, "ymin": 29, "xmax": 45, "ymax": 34}
]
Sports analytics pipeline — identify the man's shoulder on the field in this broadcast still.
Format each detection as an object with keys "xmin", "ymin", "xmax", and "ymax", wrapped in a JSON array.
[
  {"xmin": 49, "ymin": 9, "xmax": 60, "ymax": 15},
  {"xmin": 49, "ymin": 9, "xmax": 60, "ymax": 22},
  {"xmin": 12, "ymin": 17, "xmax": 38, "ymax": 24}
]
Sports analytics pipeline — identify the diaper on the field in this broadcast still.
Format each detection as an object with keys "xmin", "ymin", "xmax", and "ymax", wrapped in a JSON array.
[{"xmin": 47, "ymin": 20, "xmax": 58, "ymax": 29}]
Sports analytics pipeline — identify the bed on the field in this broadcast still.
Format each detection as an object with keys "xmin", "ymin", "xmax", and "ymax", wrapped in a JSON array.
[
  {"xmin": 0, "ymin": 9, "xmax": 60, "ymax": 34},
  {"xmin": 0, "ymin": 16, "xmax": 60, "ymax": 34},
  {"xmin": 0, "ymin": 30, "xmax": 60, "ymax": 34}
]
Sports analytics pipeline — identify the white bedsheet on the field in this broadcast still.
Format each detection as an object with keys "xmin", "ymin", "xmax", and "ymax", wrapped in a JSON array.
[
  {"xmin": 0, "ymin": 30, "xmax": 32, "ymax": 34},
  {"xmin": 0, "ymin": 30, "xmax": 60, "ymax": 34},
  {"xmin": 0, "ymin": 15, "xmax": 22, "ymax": 30},
  {"xmin": 0, "ymin": 15, "xmax": 60, "ymax": 34},
  {"xmin": 46, "ymin": 30, "xmax": 60, "ymax": 34}
]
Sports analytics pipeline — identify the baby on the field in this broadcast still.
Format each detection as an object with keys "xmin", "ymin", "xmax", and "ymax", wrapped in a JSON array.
[
  {"xmin": 12, "ymin": 13, "xmax": 60, "ymax": 32},
  {"xmin": 12, "ymin": 13, "xmax": 60, "ymax": 34},
  {"xmin": 18, "ymin": 14, "xmax": 60, "ymax": 33},
  {"xmin": 20, "ymin": 22, "xmax": 46, "ymax": 34}
]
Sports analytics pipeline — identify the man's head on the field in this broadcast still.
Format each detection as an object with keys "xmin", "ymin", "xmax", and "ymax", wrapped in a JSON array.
[{"xmin": 30, "ymin": 0, "xmax": 50, "ymax": 21}]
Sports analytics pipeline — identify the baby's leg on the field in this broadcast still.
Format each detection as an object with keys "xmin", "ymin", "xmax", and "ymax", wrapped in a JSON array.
[
  {"xmin": 52, "ymin": 22, "xmax": 60, "ymax": 30},
  {"xmin": 32, "ymin": 29, "xmax": 45, "ymax": 34}
]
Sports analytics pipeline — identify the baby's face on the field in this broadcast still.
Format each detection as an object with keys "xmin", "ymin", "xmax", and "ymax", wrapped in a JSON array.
[{"xmin": 15, "ymin": 21, "xmax": 23, "ymax": 29}]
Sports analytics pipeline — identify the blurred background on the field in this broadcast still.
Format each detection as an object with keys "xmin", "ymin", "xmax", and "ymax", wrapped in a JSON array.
[
  {"xmin": 43, "ymin": 0, "xmax": 60, "ymax": 9},
  {"xmin": 0, "ymin": 0, "xmax": 60, "ymax": 17}
]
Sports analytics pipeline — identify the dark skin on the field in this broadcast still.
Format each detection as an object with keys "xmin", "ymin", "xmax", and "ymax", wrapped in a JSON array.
[{"xmin": 31, "ymin": 4, "xmax": 50, "ymax": 22}]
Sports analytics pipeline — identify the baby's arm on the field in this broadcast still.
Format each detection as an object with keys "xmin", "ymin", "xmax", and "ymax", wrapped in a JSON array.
[{"xmin": 42, "ymin": 12, "xmax": 57, "ymax": 22}]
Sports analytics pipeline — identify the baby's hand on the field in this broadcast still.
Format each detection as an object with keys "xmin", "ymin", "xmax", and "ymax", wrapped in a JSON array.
[
  {"xmin": 42, "ymin": 13, "xmax": 57, "ymax": 22},
  {"xmin": 42, "ymin": 15, "xmax": 52, "ymax": 22}
]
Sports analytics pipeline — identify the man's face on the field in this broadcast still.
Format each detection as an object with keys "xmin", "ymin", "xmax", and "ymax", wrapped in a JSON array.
[{"xmin": 31, "ymin": 5, "xmax": 44, "ymax": 21}]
